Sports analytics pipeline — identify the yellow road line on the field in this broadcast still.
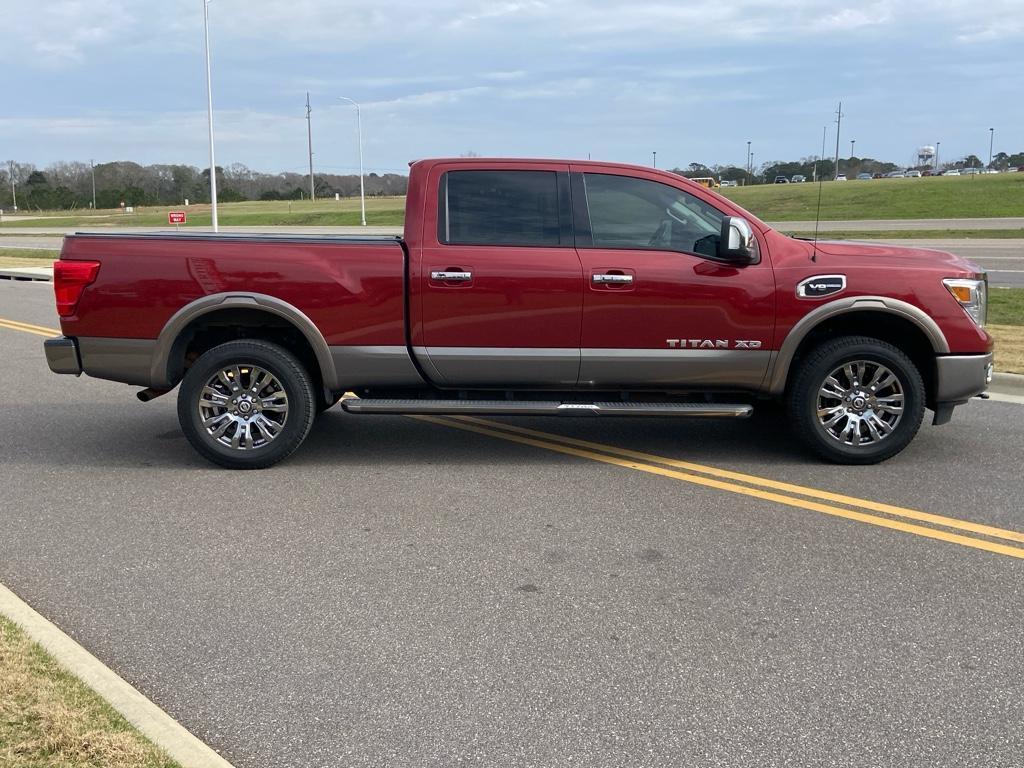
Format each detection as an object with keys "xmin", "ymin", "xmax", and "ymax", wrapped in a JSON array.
[
  {"xmin": 414, "ymin": 415, "xmax": 1024, "ymax": 560},
  {"xmin": 0, "ymin": 318, "xmax": 58, "ymax": 337},
  {"xmin": 454, "ymin": 416, "xmax": 1024, "ymax": 546}
]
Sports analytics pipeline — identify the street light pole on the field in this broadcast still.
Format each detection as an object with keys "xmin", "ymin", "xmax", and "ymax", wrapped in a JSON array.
[
  {"xmin": 935, "ymin": 141, "xmax": 940, "ymax": 172},
  {"xmin": 850, "ymin": 139, "xmax": 855, "ymax": 158},
  {"xmin": 90, "ymin": 159, "xmax": 96, "ymax": 209},
  {"xmin": 202, "ymin": 0, "xmax": 219, "ymax": 232},
  {"xmin": 652, "ymin": 151, "xmax": 656, "ymax": 168},
  {"xmin": 746, "ymin": 140, "xmax": 751, "ymax": 178},
  {"xmin": 988, "ymin": 127, "xmax": 994, "ymax": 169},
  {"xmin": 338, "ymin": 96, "xmax": 366, "ymax": 226}
]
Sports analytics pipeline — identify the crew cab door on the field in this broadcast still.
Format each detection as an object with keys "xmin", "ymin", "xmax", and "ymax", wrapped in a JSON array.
[
  {"xmin": 411, "ymin": 164, "xmax": 582, "ymax": 387},
  {"xmin": 571, "ymin": 168, "xmax": 774, "ymax": 389}
]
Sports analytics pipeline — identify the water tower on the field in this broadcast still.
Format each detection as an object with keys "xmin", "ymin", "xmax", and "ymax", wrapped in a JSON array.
[{"xmin": 917, "ymin": 145, "xmax": 935, "ymax": 168}]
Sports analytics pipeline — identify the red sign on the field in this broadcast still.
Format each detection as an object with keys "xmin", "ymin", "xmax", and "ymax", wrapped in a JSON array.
[{"xmin": 168, "ymin": 211, "xmax": 187, "ymax": 224}]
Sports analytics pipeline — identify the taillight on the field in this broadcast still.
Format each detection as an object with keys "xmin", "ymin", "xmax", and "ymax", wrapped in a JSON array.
[{"xmin": 54, "ymin": 260, "xmax": 101, "ymax": 318}]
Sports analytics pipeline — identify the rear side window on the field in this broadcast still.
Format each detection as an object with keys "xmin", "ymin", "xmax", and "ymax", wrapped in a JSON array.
[{"xmin": 440, "ymin": 170, "xmax": 562, "ymax": 247}]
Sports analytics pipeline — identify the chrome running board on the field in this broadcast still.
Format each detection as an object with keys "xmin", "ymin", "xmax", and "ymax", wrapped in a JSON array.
[{"xmin": 341, "ymin": 399, "xmax": 752, "ymax": 418}]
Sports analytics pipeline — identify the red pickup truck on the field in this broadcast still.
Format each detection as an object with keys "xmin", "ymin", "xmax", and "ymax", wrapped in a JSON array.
[{"xmin": 45, "ymin": 158, "xmax": 992, "ymax": 468}]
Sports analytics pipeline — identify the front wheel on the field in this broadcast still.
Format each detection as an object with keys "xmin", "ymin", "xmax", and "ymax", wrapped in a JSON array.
[
  {"xmin": 177, "ymin": 340, "xmax": 316, "ymax": 469},
  {"xmin": 786, "ymin": 336, "xmax": 925, "ymax": 464}
]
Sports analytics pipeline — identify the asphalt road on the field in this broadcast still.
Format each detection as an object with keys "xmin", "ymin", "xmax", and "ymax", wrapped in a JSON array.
[{"xmin": 1, "ymin": 280, "xmax": 1023, "ymax": 768}]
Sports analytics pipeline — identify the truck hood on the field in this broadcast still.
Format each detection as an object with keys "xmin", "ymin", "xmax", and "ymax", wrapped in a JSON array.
[{"xmin": 808, "ymin": 239, "xmax": 983, "ymax": 275}]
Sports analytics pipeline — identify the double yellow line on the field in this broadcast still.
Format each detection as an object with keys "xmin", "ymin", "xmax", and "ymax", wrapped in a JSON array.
[
  {"xmin": 4, "ymin": 314, "xmax": 1021, "ymax": 560},
  {"xmin": 415, "ymin": 415, "xmax": 1024, "ymax": 560},
  {"xmin": 0, "ymin": 317, "xmax": 58, "ymax": 338}
]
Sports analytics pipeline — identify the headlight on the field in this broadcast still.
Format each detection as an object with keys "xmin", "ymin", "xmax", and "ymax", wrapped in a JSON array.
[{"xmin": 943, "ymin": 277, "xmax": 987, "ymax": 328}]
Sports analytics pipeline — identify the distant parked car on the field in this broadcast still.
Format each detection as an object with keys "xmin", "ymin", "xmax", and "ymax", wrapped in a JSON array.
[
  {"xmin": 905, "ymin": 170, "xmax": 922, "ymax": 178},
  {"xmin": 856, "ymin": 173, "xmax": 872, "ymax": 180},
  {"xmin": 872, "ymin": 173, "xmax": 885, "ymax": 179},
  {"xmin": 720, "ymin": 179, "xmax": 738, "ymax": 187},
  {"xmin": 834, "ymin": 174, "xmax": 847, "ymax": 181},
  {"xmin": 922, "ymin": 169, "xmax": 934, "ymax": 176},
  {"xmin": 774, "ymin": 176, "xmax": 789, "ymax": 184},
  {"xmin": 1018, "ymin": 166, "xmax": 1024, "ymax": 172},
  {"xmin": 886, "ymin": 171, "xmax": 906, "ymax": 178},
  {"xmin": 961, "ymin": 167, "xmax": 984, "ymax": 175},
  {"xmin": 791, "ymin": 174, "xmax": 806, "ymax": 183},
  {"xmin": 944, "ymin": 169, "xmax": 960, "ymax": 176}
]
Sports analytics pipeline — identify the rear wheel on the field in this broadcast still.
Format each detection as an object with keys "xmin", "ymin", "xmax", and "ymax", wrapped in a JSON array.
[
  {"xmin": 786, "ymin": 336, "xmax": 925, "ymax": 464},
  {"xmin": 177, "ymin": 340, "xmax": 316, "ymax": 469}
]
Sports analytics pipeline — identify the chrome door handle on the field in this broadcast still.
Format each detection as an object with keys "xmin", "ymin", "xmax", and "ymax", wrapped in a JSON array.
[
  {"xmin": 592, "ymin": 273, "xmax": 633, "ymax": 284},
  {"xmin": 431, "ymin": 270, "xmax": 473, "ymax": 282}
]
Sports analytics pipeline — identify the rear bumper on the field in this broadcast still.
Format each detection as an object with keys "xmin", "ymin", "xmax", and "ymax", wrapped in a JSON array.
[
  {"xmin": 45, "ymin": 335, "xmax": 156, "ymax": 385},
  {"xmin": 44, "ymin": 336, "xmax": 82, "ymax": 375},
  {"xmin": 935, "ymin": 353, "xmax": 993, "ymax": 403}
]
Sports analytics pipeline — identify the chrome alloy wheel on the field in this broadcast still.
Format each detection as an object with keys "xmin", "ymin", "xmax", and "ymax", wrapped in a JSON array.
[
  {"xmin": 197, "ymin": 365, "xmax": 289, "ymax": 450},
  {"xmin": 816, "ymin": 360, "xmax": 904, "ymax": 446}
]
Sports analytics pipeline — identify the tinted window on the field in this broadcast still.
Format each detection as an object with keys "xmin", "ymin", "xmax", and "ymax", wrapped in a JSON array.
[
  {"xmin": 442, "ymin": 170, "xmax": 562, "ymax": 247},
  {"xmin": 583, "ymin": 173, "xmax": 725, "ymax": 257}
]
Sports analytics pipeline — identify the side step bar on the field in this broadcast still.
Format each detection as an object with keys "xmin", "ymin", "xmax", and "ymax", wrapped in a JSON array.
[{"xmin": 341, "ymin": 399, "xmax": 752, "ymax": 418}]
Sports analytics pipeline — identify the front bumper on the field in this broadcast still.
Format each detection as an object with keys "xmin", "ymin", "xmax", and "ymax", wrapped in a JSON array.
[
  {"xmin": 44, "ymin": 336, "xmax": 82, "ymax": 375},
  {"xmin": 935, "ymin": 352, "xmax": 993, "ymax": 403}
]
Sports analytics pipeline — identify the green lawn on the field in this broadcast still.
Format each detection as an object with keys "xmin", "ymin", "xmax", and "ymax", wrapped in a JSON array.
[
  {"xmin": 4, "ymin": 173, "xmax": 1024, "ymax": 226},
  {"xmin": 990, "ymin": 287, "xmax": 1024, "ymax": 326},
  {"xmin": 0, "ymin": 197, "xmax": 406, "ymax": 228},
  {"xmin": 783, "ymin": 229, "xmax": 1024, "ymax": 240},
  {"xmin": 721, "ymin": 173, "xmax": 1024, "ymax": 221}
]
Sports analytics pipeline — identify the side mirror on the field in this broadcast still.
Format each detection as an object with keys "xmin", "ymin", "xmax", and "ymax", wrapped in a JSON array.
[{"xmin": 718, "ymin": 216, "xmax": 758, "ymax": 264}]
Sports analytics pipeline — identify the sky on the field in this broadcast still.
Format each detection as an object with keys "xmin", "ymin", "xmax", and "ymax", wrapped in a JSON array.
[{"xmin": 1, "ymin": 0, "xmax": 1022, "ymax": 176}]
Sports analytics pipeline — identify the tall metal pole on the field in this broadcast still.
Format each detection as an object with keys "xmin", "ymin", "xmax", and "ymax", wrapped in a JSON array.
[
  {"xmin": 90, "ymin": 159, "xmax": 96, "ymax": 209},
  {"xmin": 935, "ymin": 141, "xmax": 940, "ymax": 171},
  {"xmin": 850, "ymin": 139, "xmax": 855, "ymax": 158},
  {"xmin": 339, "ymin": 96, "xmax": 366, "ymax": 226},
  {"xmin": 746, "ymin": 140, "xmax": 751, "ymax": 177},
  {"xmin": 9, "ymin": 160, "xmax": 16, "ymax": 210},
  {"xmin": 203, "ymin": 0, "xmax": 219, "ymax": 232},
  {"xmin": 306, "ymin": 92, "xmax": 315, "ymax": 201},
  {"xmin": 652, "ymin": 151, "xmax": 656, "ymax": 168},
  {"xmin": 833, "ymin": 101, "xmax": 843, "ymax": 179},
  {"xmin": 988, "ymin": 128, "xmax": 994, "ymax": 169}
]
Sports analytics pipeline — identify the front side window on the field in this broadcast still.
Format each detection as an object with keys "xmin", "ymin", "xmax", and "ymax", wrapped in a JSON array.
[
  {"xmin": 441, "ymin": 170, "xmax": 562, "ymax": 247},
  {"xmin": 583, "ymin": 173, "xmax": 725, "ymax": 258}
]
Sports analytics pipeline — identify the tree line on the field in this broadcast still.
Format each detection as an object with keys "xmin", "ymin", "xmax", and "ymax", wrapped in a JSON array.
[
  {"xmin": 673, "ymin": 150, "xmax": 1024, "ymax": 184},
  {"xmin": 0, "ymin": 161, "xmax": 408, "ymax": 211},
  {"xmin": 3, "ymin": 150, "xmax": 1023, "ymax": 211}
]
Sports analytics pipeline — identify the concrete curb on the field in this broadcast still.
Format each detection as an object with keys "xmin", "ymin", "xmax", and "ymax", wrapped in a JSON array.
[
  {"xmin": 0, "ymin": 266, "xmax": 52, "ymax": 281},
  {"xmin": 0, "ymin": 582, "xmax": 235, "ymax": 768},
  {"xmin": 991, "ymin": 372, "xmax": 1024, "ymax": 396}
]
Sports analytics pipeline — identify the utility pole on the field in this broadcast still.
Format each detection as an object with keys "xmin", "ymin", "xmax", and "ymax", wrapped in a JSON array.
[
  {"xmin": 306, "ymin": 92, "xmax": 315, "ymax": 201},
  {"xmin": 746, "ymin": 140, "xmax": 751, "ymax": 179},
  {"xmin": 652, "ymin": 151, "xmax": 656, "ymax": 168},
  {"xmin": 90, "ymin": 159, "xmax": 97, "ymax": 209},
  {"xmin": 833, "ymin": 101, "xmax": 843, "ymax": 179},
  {"xmin": 988, "ymin": 127, "xmax": 994, "ymax": 169},
  {"xmin": 8, "ymin": 160, "xmax": 16, "ymax": 210},
  {"xmin": 935, "ymin": 141, "xmax": 940, "ymax": 171},
  {"xmin": 202, "ymin": 0, "xmax": 219, "ymax": 232},
  {"xmin": 850, "ymin": 139, "xmax": 855, "ymax": 158}
]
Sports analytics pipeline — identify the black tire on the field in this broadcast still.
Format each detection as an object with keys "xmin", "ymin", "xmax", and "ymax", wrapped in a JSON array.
[
  {"xmin": 786, "ymin": 335, "xmax": 925, "ymax": 464},
  {"xmin": 177, "ymin": 340, "xmax": 316, "ymax": 469}
]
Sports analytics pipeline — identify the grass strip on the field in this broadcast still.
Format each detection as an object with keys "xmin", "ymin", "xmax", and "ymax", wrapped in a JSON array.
[{"xmin": 0, "ymin": 615, "xmax": 180, "ymax": 768}]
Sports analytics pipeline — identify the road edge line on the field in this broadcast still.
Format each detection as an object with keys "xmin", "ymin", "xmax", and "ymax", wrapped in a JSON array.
[{"xmin": 0, "ymin": 581, "xmax": 235, "ymax": 768}]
